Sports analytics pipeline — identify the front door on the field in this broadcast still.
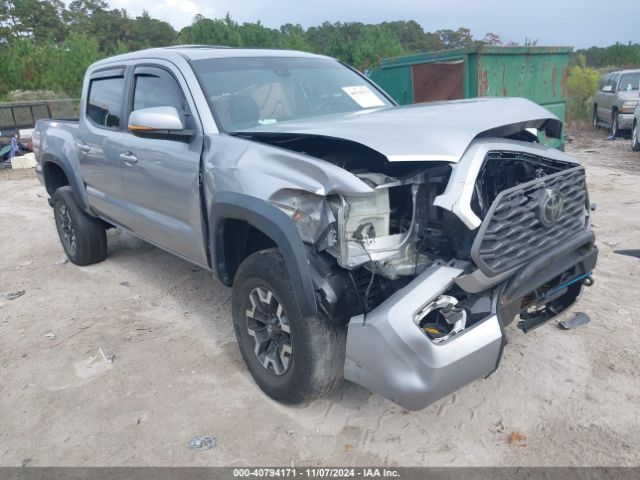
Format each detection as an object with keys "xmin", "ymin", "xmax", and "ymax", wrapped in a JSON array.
[
  {"xmin": 119, "ymin": 64, "xmax": 208, "ymax": 266},
  {"xmin": 599, "ymin": 73, "xmax": 618, "ymax": 126}
]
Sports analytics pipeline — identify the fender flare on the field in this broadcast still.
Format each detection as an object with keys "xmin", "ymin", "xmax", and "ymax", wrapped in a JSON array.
[
  {"xmin": 210, "ymin": 192, "xmax": 318, "ymax": 319},
  {"xmin": 42, "ymin": 154, "xmax": 91, "ymax": 212}
]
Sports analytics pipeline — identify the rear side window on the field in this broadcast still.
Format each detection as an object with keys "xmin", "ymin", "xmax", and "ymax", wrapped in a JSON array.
[{"xmin": 87, "ymin": 77, "xmax": 125, "ymax": 129}]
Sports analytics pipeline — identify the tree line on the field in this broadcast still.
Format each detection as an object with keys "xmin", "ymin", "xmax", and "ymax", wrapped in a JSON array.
[
  {"xmin": 0, "ymin": 0, "xmax": 515, "ymax": 97},
  {"xmin": 1, "ymin": 0, "xmax": 638, "ymax": 106}
]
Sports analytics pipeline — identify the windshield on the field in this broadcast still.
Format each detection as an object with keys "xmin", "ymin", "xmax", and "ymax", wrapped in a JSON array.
[
  {"xmin": 619, "ymin": 73, "xmax": 640, "ymax": 91},
  {"xmin": 191, "ymin": 56, "xmax": 392, "ymax": 131}
]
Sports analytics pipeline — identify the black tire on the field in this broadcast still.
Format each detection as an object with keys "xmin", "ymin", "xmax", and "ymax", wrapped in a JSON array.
[
  {"xmin": 612, "ymin": 111, "xmax": 620, "ymax": 137},
  {"xmin": 632, "ymin": 122, "xmax": 640, "ymax": 152},
  {"xmin": 53, "ymin": 186, "xmax": 107, "ymax": 266},
  {"xmin": 592, "ymin": 106, "xmax": 599, "ymax": 129},
  {"xmin": 232, "ymin": 248, "xmax": 346, "ymax": 404}
]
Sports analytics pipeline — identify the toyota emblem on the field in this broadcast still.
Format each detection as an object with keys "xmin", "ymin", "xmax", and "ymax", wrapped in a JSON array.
[{"xmin": 538, "ymin": 188, "xmax": 564, "ymax": 227}]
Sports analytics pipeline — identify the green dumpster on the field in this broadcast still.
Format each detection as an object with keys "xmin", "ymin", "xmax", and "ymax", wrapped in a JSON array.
[{"xmin": 369, "ymin": 46, "xmax": 572, "ymax": 148}]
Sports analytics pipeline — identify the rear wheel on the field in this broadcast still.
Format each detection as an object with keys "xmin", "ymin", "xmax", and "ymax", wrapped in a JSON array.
[
  {"xmin": 53, "ymin": 187, "xmax": 107, "ymax": 266},
  {"xmin": 232, "ymin": 248, "xmax": 346, "ymax": 404},
  {"xmin": 632, "ymin": 122, "xmax": 640, "ymax": 152}
]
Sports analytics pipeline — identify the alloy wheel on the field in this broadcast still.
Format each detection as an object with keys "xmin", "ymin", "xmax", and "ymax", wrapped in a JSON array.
[
  {"xmin": 245, "ymin": 286, "xmax": 292, "ymax": 376},
  {"xmin": 57, "ymin": 204, "xmax": 77, "ymax": 256}
]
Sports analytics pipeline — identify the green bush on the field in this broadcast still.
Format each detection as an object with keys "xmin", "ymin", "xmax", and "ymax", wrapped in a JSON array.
[{"xmin": 566, "ymin": 55, "xmax": 600, "ymax": 122}]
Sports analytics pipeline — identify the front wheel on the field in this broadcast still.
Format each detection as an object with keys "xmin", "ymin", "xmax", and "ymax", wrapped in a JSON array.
[
  {"xmin": 231, "ymin": 248, "xmax": 346, "ymax": 404},
  {"xmin": 592, "ymin": 107, "xmax": 599, "ymax": 129},
  {"xmin": 632, "ymin": 123, "xmax": 640, "ymax": 152},
  {"xmin": 53, "ymin": 186, "xmax": 107, "ymax": 266},
  {"xmin": 612, "ymin": 111, "xmax": 620, "ymax": 138}
]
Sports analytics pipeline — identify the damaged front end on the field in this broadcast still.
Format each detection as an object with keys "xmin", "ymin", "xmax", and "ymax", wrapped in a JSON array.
[{"xmin": 260, "ymin": 133, "xmax": 596, "ymax": 410}]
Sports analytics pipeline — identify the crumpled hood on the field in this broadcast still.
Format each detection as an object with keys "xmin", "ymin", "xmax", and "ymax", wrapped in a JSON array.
[{"xmin": 239, "ymin": 97, "xmax": 562, "ymax": 163}]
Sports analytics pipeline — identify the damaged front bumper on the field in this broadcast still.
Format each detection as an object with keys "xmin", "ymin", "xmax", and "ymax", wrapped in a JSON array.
[
  {"xmin": 344, "ymin": 232, "xmax": 598, "ymax": 410},
  {"xmin": 344, "ymin": 263, "xmax": 503, "ymax": 411}
]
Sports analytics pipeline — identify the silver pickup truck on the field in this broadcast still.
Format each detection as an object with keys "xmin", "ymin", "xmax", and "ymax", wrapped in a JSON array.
[{"xmin": 33, "ymin": 46, "xmax": 598, "ymax": 410}]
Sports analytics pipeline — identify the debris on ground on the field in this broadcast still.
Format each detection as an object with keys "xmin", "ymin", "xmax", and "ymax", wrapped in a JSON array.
[
  {"xmin": 49, "ymin": 326, "xmax": 91, "ymax": 349},
  {"xmin": 119, "ymin": 281, "xmax": 130, "ymax": 287},
  {"xmin": 99, "ymin": 347, "xmax": 114, "ymax": 364},
  {"xmin": 10, "ymin": 153, "xmax": 36, "ymax": 170},
  {"xmin": 614, "ymin": 249, "xmax": 640, "ymax": 259},
  {"xmin": 44, "ymin": 332, "xmax": 56, "ymax": 340},
  {"xmin": 558, "ymin": 312, "xmax": 591, "ymax": 330},
  {"xmin": 188, "ymin": 435, "xmax": 216, "ymax": 450},
  {"xmin": 6, "ymin": 290, "xmax": 25, "ymax": 300},
  {"xmin": 508, "ymin": 431, "xmax": 527, "ymax": 447},
  {"xmin": 617, "ymin": 308, "xmax": 632, "ymax": 316},
  {"xmin": 493, "ymin": 421, "xmax": 505, "ymax": 434},
  {"xmin": 54, "ymin": 258, "xmax": 68, "ymax": 265},
  {"xmin": 21, "ymin": 458, "xmax": 32, "ymax": 467}
]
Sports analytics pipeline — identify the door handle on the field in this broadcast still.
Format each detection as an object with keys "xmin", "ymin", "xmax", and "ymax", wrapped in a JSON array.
[
  {"xmin": 120, "ymin": 152, "xmax": 138, "ymax": 165},
  {"xmin": 78, "ymin": 142, "xmax": 91, "ymax": 153}
]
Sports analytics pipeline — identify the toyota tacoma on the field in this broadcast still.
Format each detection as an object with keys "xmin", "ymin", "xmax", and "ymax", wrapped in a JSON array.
[{"xmin": 33, "ymin": 46, "xmax": 598, "ymax": 410}]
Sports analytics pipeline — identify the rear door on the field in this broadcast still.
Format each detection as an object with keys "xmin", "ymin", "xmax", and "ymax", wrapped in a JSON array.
[
  {"xmin": 118, "ymin": 62, "xmax": 208, "ymax": 266},
  {"xmin": 77, "ymin": 68, "xmax": 129, "ymax": 222}
]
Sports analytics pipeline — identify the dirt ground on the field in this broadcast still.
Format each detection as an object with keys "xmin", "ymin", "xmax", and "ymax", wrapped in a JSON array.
[{"xmin": 1, "ymin": 127, "xmax": 639, "ymax": 467}]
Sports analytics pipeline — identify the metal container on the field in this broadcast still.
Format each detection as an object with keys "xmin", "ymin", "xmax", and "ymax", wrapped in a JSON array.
[{"xmin": 370, "ymin": 46, "xmax": 572, "ymax": 148}]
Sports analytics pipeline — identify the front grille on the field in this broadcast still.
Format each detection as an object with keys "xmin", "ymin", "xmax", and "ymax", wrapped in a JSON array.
[{"xmin": 471, "ymin": 166, "xmax": 588, "ymax": 276}]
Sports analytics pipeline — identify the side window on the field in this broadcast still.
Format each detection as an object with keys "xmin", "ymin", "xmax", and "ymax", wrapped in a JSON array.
[
  {"xmin": 132, "ymin": 69, "xmax": 188, "ymax": 115},
  {"xmin": 87, "ymin": 76, "xmax": 125, "ymax": 129},
  {"xmin": 602, "ymin": 74, "xmax": 612, "ymax": 90},
  {"xmin": 611, "ymin": 74, "xmax": 620, "ymax": 92}
]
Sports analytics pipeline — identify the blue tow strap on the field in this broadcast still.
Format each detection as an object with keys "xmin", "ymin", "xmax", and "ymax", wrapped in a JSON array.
[{"xmin": 542, "ymin": 271, "xmax": 593, "ymax": 300}]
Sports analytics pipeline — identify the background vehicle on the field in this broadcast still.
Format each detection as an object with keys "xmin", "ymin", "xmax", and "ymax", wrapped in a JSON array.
[
  {"xmin": 32, "ymin": 46, "xmax": 597, "ymax": 411},
  {"xmin": 593, "ymin": 69, "xmax": 640, "ymax": 137},
  {"xmin": 633, "ymin": 103, "xmax": 640, "ymax": 151}
]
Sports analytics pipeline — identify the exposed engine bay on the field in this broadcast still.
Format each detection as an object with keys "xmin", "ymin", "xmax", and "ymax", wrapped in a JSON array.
[{"xmin": 240, "ymin": 129, "xmax": 595, "ymax": 350}]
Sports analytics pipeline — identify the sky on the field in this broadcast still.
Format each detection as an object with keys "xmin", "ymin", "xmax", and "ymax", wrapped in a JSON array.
[{"xmin": 106, "ymin": 0, "xmax": 638, "ymax": 49}]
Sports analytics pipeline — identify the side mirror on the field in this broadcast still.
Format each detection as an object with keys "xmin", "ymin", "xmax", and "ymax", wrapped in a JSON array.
[
  {"xmin": 128, "ymin": 106, "xmax": 193, "ymax": 141},
  {"xmin": 602, "ymin": 85, "xmax": 613, "ymax": 93}
]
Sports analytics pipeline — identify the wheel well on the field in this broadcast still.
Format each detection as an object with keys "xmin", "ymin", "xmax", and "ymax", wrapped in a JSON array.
[
  {"xmin": 216, "ymin": 219, "xmax": 277, "ymax": 286},
  {"xmin": 43, "ymin": 160, "xmax": 70, "ymax": 196}
]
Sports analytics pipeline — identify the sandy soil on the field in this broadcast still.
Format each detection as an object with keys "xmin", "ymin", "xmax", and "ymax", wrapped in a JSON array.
[{"xmin": 0, "ymin": 127, "xmax": 639, "ymax": 467}]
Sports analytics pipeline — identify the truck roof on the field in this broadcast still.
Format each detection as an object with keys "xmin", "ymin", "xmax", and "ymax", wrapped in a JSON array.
[
  {"xmin": 607, "ymin": 68, "xmax": 640, "ymax": 75},
  {"xmin": 91, "ymin": 45, "xmax": 330, "ymax": 68}
]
